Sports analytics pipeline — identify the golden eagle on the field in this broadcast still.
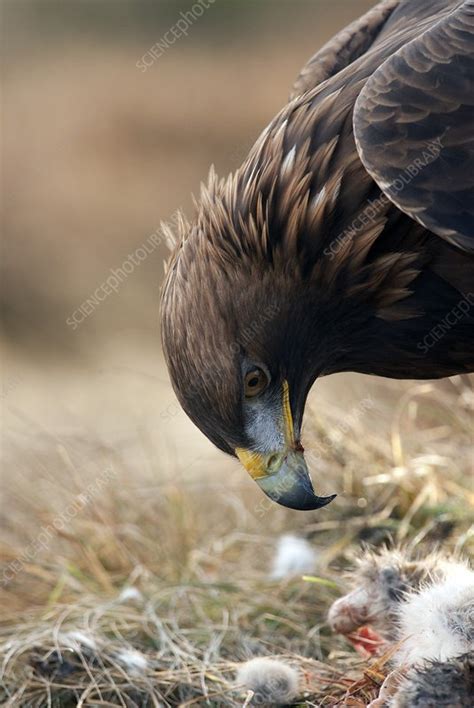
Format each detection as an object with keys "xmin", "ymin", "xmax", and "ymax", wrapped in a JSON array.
[{"xmin": 161, "ymin": 0, "xmax": 474, "ymax": 511}]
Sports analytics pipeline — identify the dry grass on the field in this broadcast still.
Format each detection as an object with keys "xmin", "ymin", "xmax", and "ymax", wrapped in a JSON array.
[{"xmin": 1, "ymin": 367, "xmax": 472, "ymax": 706}]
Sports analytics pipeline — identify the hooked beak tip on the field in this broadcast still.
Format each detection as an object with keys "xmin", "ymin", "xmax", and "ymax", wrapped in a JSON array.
[{"xmin": 255, "ymin": 450, "xmax": 336, "ymax": 511}]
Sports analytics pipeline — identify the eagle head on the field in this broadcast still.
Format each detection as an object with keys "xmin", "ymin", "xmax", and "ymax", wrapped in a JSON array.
[{"xmin": 160, "ymin": 157, "xmax": 340, "ymax": 511}]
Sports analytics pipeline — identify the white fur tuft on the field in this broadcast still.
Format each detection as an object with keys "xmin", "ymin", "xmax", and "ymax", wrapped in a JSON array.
[
  {"xmin": 270, "ymin": 534, "xmax": 317, "ymax": 580},
  {"xmin": 236, "ymin": 657, "xmax": 299, "ymax": 704},
  {"xmin": 394, "ymin": 562, "xmax": 474, "ymax": 666},
  {"xmin": 116, "ymin": 649, "xmax": 149, "ymax": 674},
  {"xmin": 117, "ymin": 587, "xmax": 144, "ymax": 604}
]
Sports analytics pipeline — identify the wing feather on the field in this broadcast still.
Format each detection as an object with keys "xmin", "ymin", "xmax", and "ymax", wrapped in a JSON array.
[
  {"xmin": 290, "ymin": 0, "xmax": 400, "ymax": 99},
  {"xmin": 354, "ymin": 0, "xmax": 474, "ymax": 251}
]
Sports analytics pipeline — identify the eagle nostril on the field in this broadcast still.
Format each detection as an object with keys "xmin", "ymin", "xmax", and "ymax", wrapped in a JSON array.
[{"xmin": 267, "ymin": 454, "xmax": 283, "ymax": 473}]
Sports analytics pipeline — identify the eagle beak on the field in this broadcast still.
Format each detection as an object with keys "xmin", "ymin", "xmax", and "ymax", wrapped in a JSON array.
[
  {"xmin": 254, "ymin": 449, "xmax": 336, "ymax": 510},
  {"xmin": 236, "ymin": 382, "xmax": 336, "ymax": 511}
]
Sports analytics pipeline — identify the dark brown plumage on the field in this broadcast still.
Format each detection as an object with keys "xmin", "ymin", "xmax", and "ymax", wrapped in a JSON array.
[{"xmin": 161, "ymin": 0, "xmax": 474, "ymax": 510}]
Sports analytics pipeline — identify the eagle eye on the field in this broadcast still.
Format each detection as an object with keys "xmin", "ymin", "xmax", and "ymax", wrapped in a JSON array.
[{"xmin": 244, "ymin": 367, "xmax": 269, "ymax": 398}]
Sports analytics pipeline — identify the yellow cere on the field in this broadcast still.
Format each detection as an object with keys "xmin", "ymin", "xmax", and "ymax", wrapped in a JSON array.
[
  {"xmin": 281, "ymin": 379, "xmax": 294, "ymax": 445},
  {"xmin": 235, "ymin": 448, "xmax": 268, "ymax": 479}
]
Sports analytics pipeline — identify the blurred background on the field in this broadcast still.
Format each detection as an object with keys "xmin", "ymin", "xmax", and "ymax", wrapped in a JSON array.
[
  {"xmin": 0, "ymin": 2, "xmax": 472, "ymax": 704},
  {"xmin": 3, "ymin": 0, "xmax": 377, "ymax": 355}
]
